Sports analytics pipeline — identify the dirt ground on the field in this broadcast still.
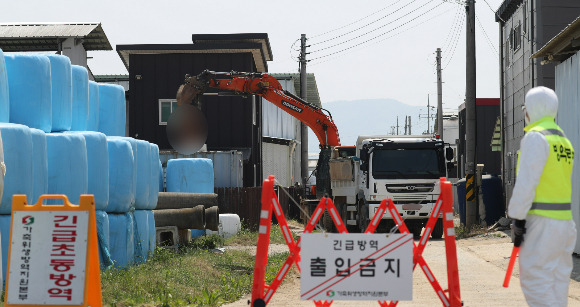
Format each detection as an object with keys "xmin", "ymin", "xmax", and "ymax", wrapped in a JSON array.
[{"xmin": 223, "ymin": 229, "xmax": 580, "ymax": 307}]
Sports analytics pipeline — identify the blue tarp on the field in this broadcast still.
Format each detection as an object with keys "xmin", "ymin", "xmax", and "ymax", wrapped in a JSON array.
[
  {"xmin": 133, "ymin": 210, "xmax": 150, "ymax": 264},
  {"xmin": 149, "ymin": 143, "xmax": 160, "ymax": 209},
  {"xmin": 135, "ymin": 140, "xmax": 151, "ymax": 210},
  {"xmin": 96, "ymin": 210, "xmax": 113, "ymax": 268}
]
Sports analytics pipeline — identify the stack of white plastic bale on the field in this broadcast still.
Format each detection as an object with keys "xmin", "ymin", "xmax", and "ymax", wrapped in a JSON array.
[{"xmin": 0, "ymin": 50, "xmax": 161, "ymax": 274}]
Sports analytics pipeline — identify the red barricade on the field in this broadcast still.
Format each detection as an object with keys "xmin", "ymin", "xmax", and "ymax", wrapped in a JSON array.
[{"xmin": 251, "ymin": 176, "xmax": 461, "ymax": 307}]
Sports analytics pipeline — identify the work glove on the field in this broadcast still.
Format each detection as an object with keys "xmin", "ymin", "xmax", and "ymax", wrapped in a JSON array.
[{"xmin": 511, "ymin": 219, "xmax": 526, "ymax": 247}]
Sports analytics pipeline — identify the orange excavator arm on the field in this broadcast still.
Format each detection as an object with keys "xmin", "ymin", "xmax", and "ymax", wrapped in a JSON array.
[{"xmin": 176, "ymin": 70, "xmax": 341, "ymax": 147}]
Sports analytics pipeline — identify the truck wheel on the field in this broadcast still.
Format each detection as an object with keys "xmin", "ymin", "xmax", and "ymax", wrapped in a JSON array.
[
  {"xmin": 431, "ymin": 218, "xmax": 444, "ymax": 239},
  {"xmin": 322, "ymin": 210, "xmax": 335, "ymax": 232},
  {"xmin": 358, "ymin": 200, "xmax": 369, "ymax": 233},
  {"xmin": 407, "ymin": 222, "xmax": 422, "ymax": 240}
]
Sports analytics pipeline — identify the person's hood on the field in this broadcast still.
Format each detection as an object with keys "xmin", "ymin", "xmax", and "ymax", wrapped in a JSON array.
[{"xmin": 524, "ymin": 86, "xmax": 558, "ymax": 124}]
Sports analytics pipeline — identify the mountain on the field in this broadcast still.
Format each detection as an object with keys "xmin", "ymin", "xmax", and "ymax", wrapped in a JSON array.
[{"xmin": 308, "ymin": 98, "xmax": 433, "ymax": 153}]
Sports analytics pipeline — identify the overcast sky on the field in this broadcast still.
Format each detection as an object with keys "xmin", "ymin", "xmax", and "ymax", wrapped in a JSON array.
[{"xmin": 1, "ymin": 0, "xmax": 505, "ymax": 111}]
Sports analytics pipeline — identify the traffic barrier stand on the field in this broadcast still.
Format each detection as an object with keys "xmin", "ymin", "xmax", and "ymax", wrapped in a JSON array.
[
  {"xmin": 379, "ymin": 178, "xmax": 461, "ymax": 307},
  {"xmin": 251, "ymin": 176, "xmax": 461, "ymax": 307}
]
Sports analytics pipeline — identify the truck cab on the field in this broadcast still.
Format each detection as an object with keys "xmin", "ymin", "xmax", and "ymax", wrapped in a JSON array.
[{"xmin": 330, "ymin": 135, "xmax": 453, "ymax": 238}]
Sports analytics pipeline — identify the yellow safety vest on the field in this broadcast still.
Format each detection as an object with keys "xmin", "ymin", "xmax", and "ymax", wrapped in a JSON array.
[{"xmin": 517, "ymin": 116, "xmax": 574, "ymax": 220}]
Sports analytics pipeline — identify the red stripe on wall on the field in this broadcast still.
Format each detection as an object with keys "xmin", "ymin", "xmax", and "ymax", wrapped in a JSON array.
[{"xmin": 476, "ymin": 98, "xmax": 500, "ymax": 106}]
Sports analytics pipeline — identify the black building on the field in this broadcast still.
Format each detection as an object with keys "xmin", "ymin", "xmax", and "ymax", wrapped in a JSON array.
[{"xmin": 117, "ymin": 34, "xmax": 273, "ymax": 187}]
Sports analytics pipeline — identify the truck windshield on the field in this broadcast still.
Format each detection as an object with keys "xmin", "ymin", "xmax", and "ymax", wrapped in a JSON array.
[{"xmin": 372, "ymin": 148, "xmax": 445, "ymax": 179}]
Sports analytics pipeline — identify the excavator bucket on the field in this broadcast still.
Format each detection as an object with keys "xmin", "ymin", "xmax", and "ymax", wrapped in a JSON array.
[{"xmin": 176, "ymin": 74, "xmax": 208, "ymax": 107}]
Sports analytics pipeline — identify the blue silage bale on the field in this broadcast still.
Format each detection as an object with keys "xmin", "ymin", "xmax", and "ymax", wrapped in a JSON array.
[
  {"xmin": 158, "ymin": 160, "xmax": 164, "ymax": 194},
  {"xmin": 71, "ymin": 65, "xmax": 89, "ymax": 131},
  {"xmin": 98, "ymin": 84, "xmax": 126, "ymax": 137},
  {"xmin": 87, "ymin": 81, "xmax": 99, "ymax": 131},
  {"xmin": 0, "ymin": 123, "xmax": 33, "ymax": 213},
  {"xmin": 109, "ymin": 137, "xmax": 137, "ymax": 208},
  {"xmin": 133, "ymin": 210, "xmax": 149, "ymax": 264},
  {"xmin": 66, "ymin": 131, "xmax": 109, "ymax": 210},
  {"xmin": 106, "ymin": 137, "xmax": 134, "ymax": 213},
  {"xmin": 135, "ymin": 140, "xmax": 151, "ymax": 210},
  {"xmin": 46, "ymin": 133, "xmax": 88, "ymax": 205},
  {"xmin": 0, "ymin": 49, "xmax": 9, "ymax": 123},
  {"xmin": 96, "ymin": 210, "xmax": 113, "ymax": 268},
  {"xmin": 30, "ymin": 128, "xmax": 48, "ymax": 203},
  {"xmin": 149, "ymin": 143, "xmax": 160, "ymax": 209},
  {"xmin": 108, "ymin": 212, "xmax": 135, "ymax": 268},
  {"xmin": 166, "ymin": 158, "xmax": 214, "ymax": 193},
  {"xmin": 47, "ymin": 54, "xmax": 72, "ymax": 132},
  {"xmin": 5, "ymin": 54, "xmax": 52, "ymax": 132},
  {"xmin": 146, "ymin": 210, "xmax": 156, "ymax": 255},
  {"xmin": 0, "ymin": 214, "xmax": 10, "ymax": 285}
]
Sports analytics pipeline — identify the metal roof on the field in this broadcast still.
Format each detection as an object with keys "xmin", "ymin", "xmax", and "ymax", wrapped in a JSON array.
[
  {"xmin": 0, "ymin": 22, "xmax": 112, "ymax": 51},
  {"xmin": 93, "ymin": 74, "xmax": 129, "ymax": 82},
  {"xmin": 531, "ymin": 16, "xmax": 580, "ymax": 62},
  {"xmin": 270, "ymin": 73, "xmax": 321, "ymax": 108},
  {"xmin": 495, "ymin": 0, "xmax": 523, "ymax": 23},
  {"xmin": 192, "ymin": 33, "xmax": 272, "ymax": 61},
  {"xmin": 117, "ymin": 42, "xmax": 271, "ymax": 73}
]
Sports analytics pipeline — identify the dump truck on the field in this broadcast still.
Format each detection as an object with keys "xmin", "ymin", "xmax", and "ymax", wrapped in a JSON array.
[{"xmin": 329, "ymin": 134, "xmax": 454, "ymax": 238}]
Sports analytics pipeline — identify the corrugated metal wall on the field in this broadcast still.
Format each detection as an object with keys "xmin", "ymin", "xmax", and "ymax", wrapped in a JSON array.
[
  {"xmin": 261, "ymin": 77, "xmax": 301, "ymax": 187},
  {"xmin": 555, "ymin": 52, "xmax": 580, "ymax": 254},
  {"xmin": 262, "ymin": 142, "xmax": 291, "ymax": 187}
]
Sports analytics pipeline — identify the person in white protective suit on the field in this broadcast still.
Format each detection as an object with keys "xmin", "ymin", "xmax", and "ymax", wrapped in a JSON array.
[{"xmin": 508, "ymin": 86, "xmax": 577, "ymax": 307}]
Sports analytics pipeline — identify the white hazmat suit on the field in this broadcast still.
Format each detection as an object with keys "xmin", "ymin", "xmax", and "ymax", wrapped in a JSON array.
[{"xmin": 508, "ymin": 87, "xmax": 577, "ymax": 307}]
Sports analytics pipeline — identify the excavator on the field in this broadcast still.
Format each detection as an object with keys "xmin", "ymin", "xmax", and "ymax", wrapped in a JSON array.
[{"xmin": 176, "ymin": 70, "xmax": 341, "ymax": 211}]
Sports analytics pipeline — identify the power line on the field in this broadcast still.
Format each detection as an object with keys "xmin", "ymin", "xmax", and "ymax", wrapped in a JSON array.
[
  {"xmin": 309, "ymin": 0, "xmax": 405, "ymax": 39},
  {"xmin": 309, "ymin": 0, "xmax": 418, "ymax": 46},
  {"xmin": 476, "ymin": 13, "xmax": 499, "ymax": 57},
  {"xmin": 310, "ymin": 1, "xmax": 439, "ymax": 54},
  {"xmin": 442, "ymin": 7, "xmax": 465, "ymax": 69},
  {"xmin": 442, "ymin": 5, "xmax": 463, "ymax": 54},
  {"xmin": 310, "ymin": 5, "xmax": 453, "ymax": 65}
]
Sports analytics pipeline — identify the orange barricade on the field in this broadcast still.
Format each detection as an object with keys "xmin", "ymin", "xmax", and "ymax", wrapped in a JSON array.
[{"xmin": 251, "ymin": 176, "xmax": 461, "ymax": 307}]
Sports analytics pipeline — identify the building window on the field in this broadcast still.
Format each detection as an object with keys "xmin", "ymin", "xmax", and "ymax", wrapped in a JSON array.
[
  {"xmin": 159, "ymin": 99, "xmax": 178, "ymax": 125},
  {"xmin": 513, "ymin": 23, "xmax": 522, "ymax": 51}
]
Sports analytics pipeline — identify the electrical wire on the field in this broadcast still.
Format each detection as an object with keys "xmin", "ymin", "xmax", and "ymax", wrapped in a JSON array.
[
  {"xmin": 310, "ymin": 1, "xmax": 440, "ymax": 54},
  {"xmin": 476, "ymin": 14, "xmax": 499, "ymax": 57},
  {"xmin": 442, "ymin": 6, "xmax": 465, "ymax": 70},
  {"xmin": 441, "ymin": 4, "xmax": 463, "ymax": 55},
  {"xmin": 308, "ymin": 0, "xmax": 418, "ymax": 46},
  {"xmin": 309, "ymin": 0, "xmax": 405, "ymax": 39},
  {"xmin": 309, "ymin": 3, "xmax": 450, "ymax": 63}
]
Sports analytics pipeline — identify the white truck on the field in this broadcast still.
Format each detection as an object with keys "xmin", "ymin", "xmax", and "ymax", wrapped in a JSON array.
[{"xmin": 328, "ymin": 135, "xmax": 454, "ymax": 238}]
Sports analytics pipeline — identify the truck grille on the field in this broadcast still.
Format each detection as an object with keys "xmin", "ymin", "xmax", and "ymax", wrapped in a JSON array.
[
  {"xmin": 391, "ymin": 194, "xmax": 431, "ymax": 202},
  {"xmin": 385, "ymin": 183, "xmax": 435, "ymax": 193}
]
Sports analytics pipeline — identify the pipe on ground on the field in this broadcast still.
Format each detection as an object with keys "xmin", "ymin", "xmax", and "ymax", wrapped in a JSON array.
[
  {"xmin": 205, "ymin": 206, "xmax": 219, "ymax": 231},
  {"xmin": 156, "ymin": 192, "xmax": 218, "ymax": 210},
  {"xmin": 153, "ymin": 205, "xmax": 205, "ymax": 229}
]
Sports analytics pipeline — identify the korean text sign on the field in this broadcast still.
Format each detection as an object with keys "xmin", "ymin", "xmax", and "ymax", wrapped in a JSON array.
[
  {"xmin": 6, "ymin": 210, "xmax": 89, "ymax": 305},
  {"xmin": 300, "ymin": 233, "xmax": 413, "ymax": 301}
]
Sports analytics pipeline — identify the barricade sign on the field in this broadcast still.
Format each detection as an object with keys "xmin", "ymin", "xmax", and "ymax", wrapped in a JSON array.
[
  {"xmin": 251, "ymin": 176, "xmax": 461, "ymax": 307},
  {"xmin": 5, "ymin": 194, "xmax": 102, "ymax": 307},
  {"xmin": 300, "ymin": 233, "xmax": 413, "ymax": 301}
]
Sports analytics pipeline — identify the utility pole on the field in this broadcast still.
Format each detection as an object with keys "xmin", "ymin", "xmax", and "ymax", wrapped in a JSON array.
[
  {"xmin": 404, "ymin": 116, "xmax": 408, "ymax": 135},
  {"xmin": 436, "ymin": 48, "xmax": 443, "ymax": 139},
  {"xmin": 396, "ymin": 116, "xmax": 399, "ymax": 135},
  {"xmin": 427, "ymin": 95, "xmax": 431, "ymax": 134},
  {"xmin": 299, "ymin": 34, "xmax": 309, "ymax": 189},
  {"xmin": 465, "ymin": 0, "xmax": 477, "ymax": 228},
  {"xmin": 408, "ymin": 116, "xmax": 412, "ymax": 135}
]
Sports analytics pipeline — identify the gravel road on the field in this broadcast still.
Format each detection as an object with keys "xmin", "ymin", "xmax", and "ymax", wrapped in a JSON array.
[{"xmin": 223, "ymin": 230, "xmax": 580, "ymax": 307}]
